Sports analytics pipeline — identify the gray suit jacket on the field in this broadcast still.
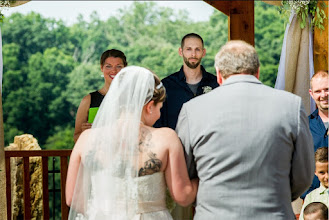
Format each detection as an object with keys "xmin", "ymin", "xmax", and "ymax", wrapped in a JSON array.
[{"xmin": 176, "ymin": 75, "xmax": 314, "ymax": 220}]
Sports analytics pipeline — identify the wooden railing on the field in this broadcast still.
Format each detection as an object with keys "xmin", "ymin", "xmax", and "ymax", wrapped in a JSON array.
[{"xmin": 5, "ymin": 150, "xmax": 72, "ymax": 220}]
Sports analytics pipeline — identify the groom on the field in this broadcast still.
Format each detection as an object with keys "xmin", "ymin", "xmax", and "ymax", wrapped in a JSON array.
[{"xmin": 176, "ymin": 40, "xmax": 315, "ymax": 219}]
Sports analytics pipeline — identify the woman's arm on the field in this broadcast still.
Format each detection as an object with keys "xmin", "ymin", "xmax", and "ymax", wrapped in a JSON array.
[
  {"xmin": 74, "ymin": 94, "xmax": 91, "ymax": 143},
  {"xmin": 164, "ymin": 129, "xmax": 199, "ymax": 207},
  {"xmin": 65, "ymin": 141, "xmax": 82, "ymax": 206},
  {"xmin": 66, "ymin": 129, "xmax": 91, "ymax": 206}
]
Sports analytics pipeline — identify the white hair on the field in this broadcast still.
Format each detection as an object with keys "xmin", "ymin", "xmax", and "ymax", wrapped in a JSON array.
[{"xmin": 215, "ymin": 40, "xmax": 260, "ymax": 79}]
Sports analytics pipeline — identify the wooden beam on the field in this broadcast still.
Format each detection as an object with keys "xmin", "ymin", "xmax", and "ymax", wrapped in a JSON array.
[
  {"xmin": 60, "ymin": 156, "xmax": 69, "ymax": 220},
  {"xmin": 204, "ymin": 0, "xmax": 230, "ymax": 16},
  {"xmin": 0, "ymin": 90, "xmax": 7, "ymax": 220},
  {"xmin": 314, "ymin": 0, "xmax": 328, "ymax": 72},
  {"xmin": 228, "ymin": 1, "xmax": 255, "ymax": 46},
  {"xmin": 9, "ymin": 1, "xmax": 30, "ymax": 7},
  {"xmin": 204, "ymin": 1, "xmax": 255, "ymax": 46},
  {"xmin": 5, "ymin": 157, "xmax": 11, "ymax": 220}
]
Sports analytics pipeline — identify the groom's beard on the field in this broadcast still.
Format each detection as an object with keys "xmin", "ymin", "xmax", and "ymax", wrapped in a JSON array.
[{"xmin": 183, "ymin": 56, "xmax": 201, "ymax": 69}]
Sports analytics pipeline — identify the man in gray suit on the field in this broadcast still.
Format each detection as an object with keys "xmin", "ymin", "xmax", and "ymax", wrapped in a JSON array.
[{"xmin": 176, "ymin": 40, "xmax": 315, "ymax": 219}]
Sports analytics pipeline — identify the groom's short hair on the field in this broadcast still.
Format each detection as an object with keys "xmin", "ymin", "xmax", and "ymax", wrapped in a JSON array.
[
  {"xmin": 181, "ymin": 33, "xmax": 204, "ymax": 49},
  {"xmin": 215, "ymin": 40, "xmax": 260, "ymax": 79}
]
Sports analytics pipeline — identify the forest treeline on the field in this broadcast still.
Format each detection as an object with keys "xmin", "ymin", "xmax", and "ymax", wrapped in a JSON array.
[{"xmin": 1, "ymin": 1, "xmax": 285, "ymax": 148}]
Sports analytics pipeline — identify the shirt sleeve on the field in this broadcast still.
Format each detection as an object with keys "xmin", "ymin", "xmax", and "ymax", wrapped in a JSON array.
[
  {"xmin": 290, "ymin": 99, "xmax": 315, "ymax": 201},
  {"xmin": 175, "ymin": 104, "xmax": 197, "ymax": 179}
]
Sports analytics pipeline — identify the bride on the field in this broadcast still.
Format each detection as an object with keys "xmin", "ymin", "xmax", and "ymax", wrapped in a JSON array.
[{"xmin": 65, "ymin": 66, "xmax": 198, "ymax": 219}]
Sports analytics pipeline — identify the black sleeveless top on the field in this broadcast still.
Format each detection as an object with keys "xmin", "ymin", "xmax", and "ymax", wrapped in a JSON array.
[{"xmin": 89, "ymin": 91, "xmax": 105, "ymax": 108}]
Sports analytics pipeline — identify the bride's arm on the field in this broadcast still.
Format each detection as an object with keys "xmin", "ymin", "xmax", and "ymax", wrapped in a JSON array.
[
  {"xmin": 164, "ymin": 128, "xmax": 199, "ymax": 207},
  {"xmin": 65, "ymin": 144, "xmax": 81, "ymax": 206},
  {"xmin": 66, "ymin": 130, "xmax": 89, "ymax": 206}
]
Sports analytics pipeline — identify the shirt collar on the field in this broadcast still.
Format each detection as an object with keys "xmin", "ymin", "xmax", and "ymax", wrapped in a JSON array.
[
  {"xmin": 310, "ymin": 109, "xmax": 319, "ymax": 119},
  {"xmin": 318, "ymin": 184, "xmax": 328, "ymax": 195},
  {"xmin": 222, "ymin": 74, "xmax": 262, "ymax": 86},
  {"xmin": 178, "ymin": 65, "xmax": 207, "ymax": 81}
]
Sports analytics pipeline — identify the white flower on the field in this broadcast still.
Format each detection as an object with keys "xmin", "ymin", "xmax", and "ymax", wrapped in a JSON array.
[
  {"xmin": 202, "ymin": 86, "xmax": 212, "ymax": 94},
  {"xmin": 0, "ymin": 1, "xmax": 10, "ymax": 7},
  {"xmin": 286, "ymin": 0, "xmax": 310, "ymax": 12}
]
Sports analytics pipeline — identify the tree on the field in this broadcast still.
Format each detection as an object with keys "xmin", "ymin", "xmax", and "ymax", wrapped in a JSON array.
[
  {"xmin": 26, "ymin": 48, "xmax": 75, "ymax": 144},
  {"xmin": 2, "ymin": 43, "xmax": 25, "ymax": 101},
  {"xmin": 2, "ymin": 47, "xmax": 76, "ymax": 145},
  {"xmin": 65, "ymin": 63, "xmax": 103, "ymax": 113},
  {"xmin": 44, "ymin": 126, "xmax": 75, "ymax": 150},
  {"xmin": 255, "ymin": 1, "xmax": 285, "ymax": 87},
  {"xmin": 2, "ymin": 12, "xmax": 73, "ymax": 63}
]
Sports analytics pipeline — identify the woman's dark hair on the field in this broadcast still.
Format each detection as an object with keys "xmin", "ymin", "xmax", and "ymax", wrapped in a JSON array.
[
  {"xmin": 151, "ymin": 72, "xmax": 166, "ymax": 105},
  {"xmin": 100, "ymin": 49, "xmax": 127, "ymax": 67}
]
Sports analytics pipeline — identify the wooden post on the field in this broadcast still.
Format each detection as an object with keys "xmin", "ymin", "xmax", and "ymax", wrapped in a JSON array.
[
  {"xmin": 0, "ymin": 94, "xmax": 7, "ymax": 220},
  {"xmin": 204, "ymin": 0, "xmax": 255, "ymax": 46},
  {"xmin": 42, "ymin": 157, "xmax": 50, "ymax": 219},
  {"xmin": 314, "ymin": 0, "xmax": 328, "ymax": 72},
  {"xmin": 60, "ymin": 156, "xmax": 69, "ymax": 220}
]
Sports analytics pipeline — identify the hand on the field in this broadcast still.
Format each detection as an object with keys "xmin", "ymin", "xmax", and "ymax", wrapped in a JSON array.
[{"xmin": 81, "ymin": 122, "xmax": 92, "ymax": 132}]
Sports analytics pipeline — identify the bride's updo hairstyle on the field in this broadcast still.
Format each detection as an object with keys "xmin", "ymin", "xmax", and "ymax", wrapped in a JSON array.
[{"xmin": 150, "ymin": 72, "xmax": 166, "ymax": 105}]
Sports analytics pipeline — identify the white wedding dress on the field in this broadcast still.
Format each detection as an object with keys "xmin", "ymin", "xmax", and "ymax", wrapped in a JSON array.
[{"xmin": 75, "ymin": 172, "xmax": 173, "ymax": 220}]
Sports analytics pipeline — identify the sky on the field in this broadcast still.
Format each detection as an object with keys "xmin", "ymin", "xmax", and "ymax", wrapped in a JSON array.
[{"xmin": 3, "ymin": 1, "xmax": 216, "ymax": 25}]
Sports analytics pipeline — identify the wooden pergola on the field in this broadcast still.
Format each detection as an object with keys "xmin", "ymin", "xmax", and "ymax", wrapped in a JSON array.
[{"xmin": 204, "ymin": 0, "xmax": 328, "ymax": 72}]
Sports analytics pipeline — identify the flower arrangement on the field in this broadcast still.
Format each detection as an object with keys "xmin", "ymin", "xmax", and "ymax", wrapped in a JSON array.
[
  {"xmin": 280, "ymin": 0, "xmax": 327, "ymax": 30},
  {"xmin": 0, "ymin": 0, "xmax": 11, "ymax": 22},
  {"xmin": 202, "ymin": 86, "xmax": 213, "ymax": 94},
  {"xmin": 0, "ymin": 0, "xmax": 27, "ymax": 22}
]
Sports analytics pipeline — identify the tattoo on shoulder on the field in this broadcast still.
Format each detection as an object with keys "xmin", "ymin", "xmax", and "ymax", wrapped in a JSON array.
[
  {"xmin": 138, "ymin": 152, "xmax": 162, "ymax": 176},
  {"xmin": 138, "ymin": 127, "xmax": 152, "ymax": 152}
]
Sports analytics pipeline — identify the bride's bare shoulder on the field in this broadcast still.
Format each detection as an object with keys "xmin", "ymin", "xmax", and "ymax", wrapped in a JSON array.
[
  {"xmin": 152, "ymin": 127, "xmax": 180, "ymax": 141},
  {"xmin": 152, "ymin": 126, "xmax": 174, "ymax": 134}
]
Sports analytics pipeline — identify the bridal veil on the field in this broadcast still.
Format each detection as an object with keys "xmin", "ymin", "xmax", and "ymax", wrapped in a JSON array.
[{"xmin": 68, "ymin": 66, "xmax": 155, "ymax": 220}]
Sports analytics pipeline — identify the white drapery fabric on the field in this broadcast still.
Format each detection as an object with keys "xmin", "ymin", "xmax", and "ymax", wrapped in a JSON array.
[{"xmin": 275, "ymin": 12, "xmax": 316, "ymax": 115}]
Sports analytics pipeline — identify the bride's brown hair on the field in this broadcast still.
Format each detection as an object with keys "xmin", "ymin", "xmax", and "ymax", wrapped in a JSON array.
[{"xmin": 151, "ymin": 72, "xmax": 166, "ymax": 105}]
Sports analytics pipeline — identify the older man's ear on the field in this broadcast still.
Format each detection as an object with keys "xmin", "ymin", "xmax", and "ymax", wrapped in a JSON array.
[
  {"xmin": 255, "ymin": 68, "xmax": 260, "ymax": 79},
  {"xmin": 216, "ymin": 67, "xmax": 223, "ymax": 85}
]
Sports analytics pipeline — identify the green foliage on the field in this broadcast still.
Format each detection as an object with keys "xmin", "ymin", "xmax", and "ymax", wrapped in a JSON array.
[
  {"xmin": 24, "ymin": 48, "xmax": 75, "ymax": 144},
  {"xmin": 2, "ymin": 43, "xmax": 25, "ymax": 100},
  {"xmin": 3, "ymin": 124, "xmax": 23, "ymax": 146},
  {"xmin": 44, "ymin": 126, "xmax": 75, "ymax": 150},
  {"xmin": 255, "ymin": 1, "xmax": 285, "ymax": 87},
  {"xmin": 1, "ymin": 12, "xmax": 73, "ymax": 62},
  {"xmin": 280, "ymin": 0, "xmax": 328, "ymax": 30},
  {"xmin": 1, "ymin": 2, "xmax": 285, "ymax": 147},
  {"xmin": 65, "ymin": 63, "xmax": 103, "ymax": 109}
]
